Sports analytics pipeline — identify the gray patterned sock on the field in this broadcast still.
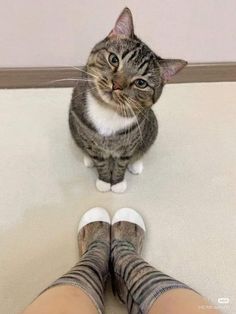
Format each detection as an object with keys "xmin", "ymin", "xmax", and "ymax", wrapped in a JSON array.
[
  {"xmin": 111, "ymin": 208, "xmax": 194, "ymax": 314},
  {"xmin": 41, "ymin": 208, "xmax": 110, "ymax": 314}
]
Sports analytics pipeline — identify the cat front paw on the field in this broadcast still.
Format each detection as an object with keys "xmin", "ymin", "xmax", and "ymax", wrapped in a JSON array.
[
  {"xmin": 128, "ymin": 160, "xmax": 143, "ymax": 175},
  {"xmin": 96, "ymin": 179, "xmax": 111, "ymax": 192},
  {"xmin": 111, "ymin": 180, "xmax": 127, "ymax": 193},
  {"xmin": 83, "ymin": 155, "xmax": 94, "ymax": 168}
]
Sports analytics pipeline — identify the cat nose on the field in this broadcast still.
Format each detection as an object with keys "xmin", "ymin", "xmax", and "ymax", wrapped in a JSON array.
[{"xmin": 112, "ymin": 80, "xmax": 122, "ymax": 90}]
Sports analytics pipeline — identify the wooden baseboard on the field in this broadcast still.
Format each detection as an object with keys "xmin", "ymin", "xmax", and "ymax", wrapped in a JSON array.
[{"xmin": 0, "ymin": 63, "xmax": 236, "ymax": 89}]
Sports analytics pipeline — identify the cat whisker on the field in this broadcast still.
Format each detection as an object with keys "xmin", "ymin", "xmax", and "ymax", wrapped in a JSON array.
[
  {"xmin": 121, "ymin": 105, "xmax": 130, "ymax": 145},
  {"xmin": 126, "ymin": 110, "xmax": 133, "ymax": 145},
  {"xmin": 119, "ymin": 101, "xmax": 130, "ymax": 144},
  {"xmin": 126, "ymin": 99, "xmax": 143, "ymax": 116},
  {"xmin": 70, "ymin": 65, "xmax": 84, "ymax": 72},
  {"xmin": 85, "ymin": 67, "xmax": 103, "ymax": 80},
  {"xmin": 125, "ymin": 101, "xmax": 143, "ymax": 143},
  {"xmin": 116, "ymin": 95, "xmax": 135, "ymax": 145},
  {"xmin": 70, "ymin": 66, "xmax": 100, "ymax": 80},
  {"xmin": 124, "ymin": 96, "xmax": 150, "ymax": 121},
  {"xmin": 118, "ymin": 100, "xmax": 131, "ymax": 145},
  {"xmin": 45, "ymin": 78, "xmax": 93, "ymax": 85},
  {"xmin": 122, "ymin": 95, "xmax": 143, "ymax": 118},
  {"xmin": 71, "ymin": 86, "xmax": 98, "ymax": 101},
  {"xmin": 97, "ymin": 80, "xmax": 109, "ymax": 90}
]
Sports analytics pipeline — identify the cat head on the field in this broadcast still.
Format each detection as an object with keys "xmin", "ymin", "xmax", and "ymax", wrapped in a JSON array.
[{"xmin": 86, "ymin": 8, "xmax": 187, "ymax": 117}]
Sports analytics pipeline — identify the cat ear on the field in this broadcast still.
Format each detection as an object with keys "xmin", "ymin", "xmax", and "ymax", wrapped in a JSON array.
[
  {"xmin": 159, "ymin": 59, "xmax": 188, "ymax": 83},
  {"xmin": 108, "ymin": 7, "xmax": 134, "ymax": 38}
]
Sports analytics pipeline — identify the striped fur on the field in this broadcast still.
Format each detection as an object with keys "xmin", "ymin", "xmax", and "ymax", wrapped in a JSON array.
[
  {"xmin": 42, "ymin": 221, "xmax": 110, "ymax": 314},
  {"xmin": 69, "ymin": 8, "xmax": 186, "ymax": 190},
  {"xmin": 111, "ymin": 221, "xmax": 192, "ymax": 314},
  {"xmin": 69, "ymin": 85, "xmax": 157, "ymax": 185}
]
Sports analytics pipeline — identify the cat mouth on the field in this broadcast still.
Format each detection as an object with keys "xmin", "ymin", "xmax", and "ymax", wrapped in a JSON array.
[
  {"xmin": 102, "ymin": 89, "xmax": 117, "ymax": 101},
  {"xmin": 96, "ymin": 82, "xmax": 123, "ymax": 106}
]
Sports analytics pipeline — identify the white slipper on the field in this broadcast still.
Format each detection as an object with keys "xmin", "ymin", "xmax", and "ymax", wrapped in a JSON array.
[
  {"xmin": 112, "ymin": 207, "xmax": 146, "ymax": 231},
  {"xmin": 78, "ymin": 207, "xmax": 110, "ymax": 231}
]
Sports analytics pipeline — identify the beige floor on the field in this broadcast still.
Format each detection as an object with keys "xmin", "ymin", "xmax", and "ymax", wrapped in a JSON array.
[{"xmin": 0, "ymin": 83, "xmax": 235, "ymax": 314}]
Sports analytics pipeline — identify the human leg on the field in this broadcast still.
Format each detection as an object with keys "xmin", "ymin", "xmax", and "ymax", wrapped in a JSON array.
[
  {"xmin": 111, "ymin": 208, "xmax": 220, "ymax": 314},
  {"xmin": 23, "ymin": 207, "xmax": 110, "ymax": 314}
]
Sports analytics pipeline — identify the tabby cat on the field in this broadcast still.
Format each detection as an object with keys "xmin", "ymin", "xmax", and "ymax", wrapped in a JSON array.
[{"xmin": 69, "ymin": 7, "xmax": 187, "ymax": 193}]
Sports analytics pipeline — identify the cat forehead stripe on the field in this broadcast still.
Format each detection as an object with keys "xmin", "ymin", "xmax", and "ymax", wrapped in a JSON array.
[{"xmin": 121, "ymin": 42, "xmax": 141, "ymax": 59}]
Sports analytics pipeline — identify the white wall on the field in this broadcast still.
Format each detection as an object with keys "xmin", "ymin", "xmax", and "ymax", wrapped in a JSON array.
[{"xmin": 0, "ymin": 0, "xmax": 235, "ymax": 67}]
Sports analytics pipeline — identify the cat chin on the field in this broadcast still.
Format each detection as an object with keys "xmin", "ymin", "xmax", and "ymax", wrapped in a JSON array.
[
  {"xmin": 93, "ymin": 87, "xmax": 113, "ymax": 105},
  {"xmin": 95, "ymin": 90, "xmax": 120, "ymax": 112},
  {"xmin": 95, "ymin": 91, "xmax": 130, "ymax": 117},
  {"xmin": 95, "ymin": 84, "xmax": 119, "ymax": 105}
]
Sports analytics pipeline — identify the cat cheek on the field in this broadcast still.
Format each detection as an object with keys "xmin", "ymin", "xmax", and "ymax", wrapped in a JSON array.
[
  {"xmin": 138, "ymin": 93, "xmax": 153, "ymax": 106},
  {"xmin": 91, "ymin": 51, "xmax": 106, "ymax": 67},
  {"xmin": 87, "ymin": 53, "xmax": 96, "ymax": 66}
]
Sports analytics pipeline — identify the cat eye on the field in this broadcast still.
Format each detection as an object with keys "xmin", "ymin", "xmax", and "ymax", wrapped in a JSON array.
[
  {"xmin": 134, "ymin": 79, "xmax": 148, "ymax": 89},
  {"xmin": 108, "ymin": 53, "xmax": 119, "ymax": 67}
]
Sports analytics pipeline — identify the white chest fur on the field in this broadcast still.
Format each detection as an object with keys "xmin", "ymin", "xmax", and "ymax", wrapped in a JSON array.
[{"xmin": 86, "ymin": 92, "xmax": 136, "ymax": 136}]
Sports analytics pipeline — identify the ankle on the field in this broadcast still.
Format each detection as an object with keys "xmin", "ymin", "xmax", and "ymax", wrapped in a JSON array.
[
  {"xmin": 83, "ymin": 241, "xmax": 110, "ymax": 273},
  {"xmin": 111, "ymin": 240, "xmax": 137, "ymax": 262},
  {"xmin": 111, "ymin": 240, "xmax": 138, "ymax": 275},
  {"xmin": 112, "ymin": 239, "xmax": 136, "ymax": 252},
  {"xmin": 85, "ymin": 240, "xmax": 110, "ymax": 255}
]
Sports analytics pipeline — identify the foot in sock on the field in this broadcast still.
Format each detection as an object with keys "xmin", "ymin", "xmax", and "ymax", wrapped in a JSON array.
[
  {"xmin": 42, "ymin": 207, "xmax": 110, "ymax": 314},
  {"xmin": 111, "ymin": 208, "xmax": 192, "ymax": 314}
]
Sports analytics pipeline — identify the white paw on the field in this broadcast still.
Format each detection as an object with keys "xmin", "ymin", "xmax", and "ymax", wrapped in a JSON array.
[
  {"xmin": 128, "ymin": 160, "xmax": 143, "ymax": 175},
  {"xmin": 83, "ymin": 155, "xmax": 94, "ymax": 168},
  {"xmin": 96, "ymin": 179, "xmax": 111, "ymax": 192},
  {"xmin": 111, "ymin": 180, "xmax": 127, "ymax": 193}
]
